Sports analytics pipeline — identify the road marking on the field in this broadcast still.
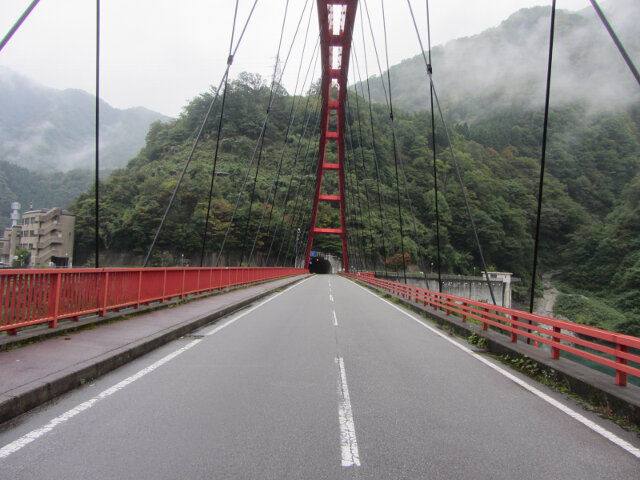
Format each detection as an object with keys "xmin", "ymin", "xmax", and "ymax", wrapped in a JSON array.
[
  {"xmin": 336, "ymin": 357, "xmax": 360, "ymax": 467},
  {"xmin": 0, "ymin": 339, "xmax": 202, "ymax": 460},
  {"xmin": 355, "ymin": 283, "xmax": 640, "ymax": 460},
  {"xmin": 202, "ymin": 276, "xmax": 312, "ymax": 336},
  {"xmin": 329, "ymin": 294, "xmax": 334, "ymax": 302},
  {"xmin": 332, "ymin": 310, "xmax": 338, "ymax": 326},
  {"xmin": 0, "ymin": 276, "xmax": 312, "ymax": 461}
]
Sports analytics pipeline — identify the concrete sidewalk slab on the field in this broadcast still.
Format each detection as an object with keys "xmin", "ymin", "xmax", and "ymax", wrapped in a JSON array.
[{"xmin": 0, "ymin": 275, "xmax": 309, "ymax": 424}]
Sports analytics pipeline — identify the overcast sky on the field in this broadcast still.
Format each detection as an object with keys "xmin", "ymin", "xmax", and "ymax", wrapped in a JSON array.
[{"xmin": 1, "ymin": 0, "xmax": 592, "ymax": 117}]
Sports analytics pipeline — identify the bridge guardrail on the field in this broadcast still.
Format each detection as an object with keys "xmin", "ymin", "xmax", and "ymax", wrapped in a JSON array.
[
  {"xmin": 342, "ymin": 272, "xmax": 640, "ymax": 387},
  {"xmin": 1, "ymin": 267, "xmax": 306, "ymax": 336}
]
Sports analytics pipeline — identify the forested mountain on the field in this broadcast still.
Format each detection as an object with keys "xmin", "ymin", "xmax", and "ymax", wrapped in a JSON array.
[
  {"xmin": 68, "ymin": 73, "xmax": 639, "ymax": 329},
  {"xmin": 67, "ymin": 3, "xmax": 639, "ymax": 335},
  {"xmin": 359, "ymin": 1, "xmax": 639, "ymax": 121},
  {"xmin": 0, "ymin": 160, "xmax": 94, "ymax": 231},
  {"xmin": 0, "ymin": 66, "xmax": 169, "ymax": 172}
]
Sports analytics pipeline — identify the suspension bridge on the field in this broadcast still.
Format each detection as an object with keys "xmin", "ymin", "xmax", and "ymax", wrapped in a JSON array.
[{"xmin": 1, "ymin": 0, "xmax": 640, "ymax": 477}]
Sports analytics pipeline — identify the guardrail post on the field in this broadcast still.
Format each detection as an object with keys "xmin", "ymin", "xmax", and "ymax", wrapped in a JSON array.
[
  {"xmin": 135, "ymin": 270, "xmax": 143, "ymax": 309},
  {"xmin": 615, "ymin": 343, "xmax": 627, "ymax": 386},
  {"xmin": 180, "ymin": 268, "xmax": 186, "ymax": 299},
  {"xmin": 510, "ymin": 316, "xmax": 518, "ymax": 343},
  {"xmin": 99, "ymin": 271, "xmax": 109, "ymax": 317},
  {"xmin": 48, "ymin": 272, "xmax": 62, "ymax": 328},
  {"xmin": 551, "ymin": 326, "xmax": 561, "ymax": 360},
  {"xmin": 482, "ymin": 308, "xmax": 488, "ymax": 331},
  {"xmin": 161, "ymin": 269, "xmax": 167, "ymax": 303},
  {"xmin": 461, "ymin": 302, "xmax": 467, "ymax": 322}
]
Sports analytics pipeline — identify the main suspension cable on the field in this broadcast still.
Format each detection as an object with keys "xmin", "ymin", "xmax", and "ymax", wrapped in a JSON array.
[
  {"xmin": 144, "ymin": 0, "xmax": 259, "ymax": 267},
  {"xmin": 266, "ymin": 80, "xmax": 321, "ymax": 264},
  {"xmin": 406, "ymin": 2, "xmax": 497, "ymax": 304},
  {"xmin": 199, "ymin": 0, "xmax": 239, "ymax": 267},
  {"xmin": 248, "ymin": 2, "xmax": 316, "ymax": 265},
  {"xmin": 347, "ymin": 90, "xmax": 378, "ymax": 270},
  {"xmin": 220, "ymin": 0, "xmax": 296, "ymax": 266},
  {"xmin": 0, "ymin": 0, "xmax": 40, "ymax": 53},
  {"xmin": 528, "ymin": 1, "xmax": 557, "ymax": 340},
  {"xmin": 345, "ymin": 99, "xmax": 370, "ymax": 270},
  {"xmin": 95, "ymin": 0, "xmax": 100, "ymax": 268},
  {"xmin": 589, "ymin": 0, "xmax": 640, "ymax": 87},
  {"xmin": 415, "ymin": 0, "xmax": 443, "ymax": 292},
  {"xmin": 275, "ymin": 102, "xmax": 321, "ymax": 265},
  {"xmin": 354, "ymin": 9, "xmax": 390, "ymax": 276}
]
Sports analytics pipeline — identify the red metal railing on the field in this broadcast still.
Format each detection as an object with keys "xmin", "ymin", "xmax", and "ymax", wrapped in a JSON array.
[
  {"xmin": 342, "ymin": 272, "xmax": 640, "ymax": 387},
  {"xmin": 1, "ymin": 267, "xmax": 306, "ymax": 336}
]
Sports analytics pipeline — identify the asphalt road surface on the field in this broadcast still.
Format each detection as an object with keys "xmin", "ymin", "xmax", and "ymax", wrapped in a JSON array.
[{"xmin": 1, "ymin": 275, "xmax": 638, "ymax": 479}]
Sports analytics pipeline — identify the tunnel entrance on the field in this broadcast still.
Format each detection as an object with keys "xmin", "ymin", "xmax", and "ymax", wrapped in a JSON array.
[{"xmin": 308, "ymin": 256, "xmax": 332, "ymax": 274}]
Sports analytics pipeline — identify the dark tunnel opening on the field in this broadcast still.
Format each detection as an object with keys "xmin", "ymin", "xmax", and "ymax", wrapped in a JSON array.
[{"xmin": 308, "ymin": 257, "xmax": 332, "ymax": 274}]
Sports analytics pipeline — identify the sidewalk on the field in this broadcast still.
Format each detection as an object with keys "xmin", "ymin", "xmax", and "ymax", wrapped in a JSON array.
[{"xmin": 0, "ymin": 275, "xmax": 308, "ymax": 424}]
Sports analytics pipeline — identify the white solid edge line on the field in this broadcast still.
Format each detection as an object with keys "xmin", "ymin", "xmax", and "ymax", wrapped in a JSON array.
[
  {"xmin": 0, "ymin": 276, "xmax": 312, "ymax": 461},
  {"xmin": 202, "ymin": 275, "xmax": 312, "ymax": 336},
  {"xmin": 333, "ymin": 310, "xmax": 339, "ymax": 327},
  {"xmin": 336, "ymin": 357, "xmax": 361, "ymax": 467},
  {"xmin": 354, "ymin": 282, "xmax": 640, "ymax": 460},
  {"xmin": 0, "ymin": 339, "xmax": 202, "ymax": 460}
]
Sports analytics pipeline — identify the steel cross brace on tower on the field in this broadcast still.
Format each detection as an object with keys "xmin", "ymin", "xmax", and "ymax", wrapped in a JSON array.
[{"xmin": 305, "ymin": 0, "xmax": 358, "ymax": 272}]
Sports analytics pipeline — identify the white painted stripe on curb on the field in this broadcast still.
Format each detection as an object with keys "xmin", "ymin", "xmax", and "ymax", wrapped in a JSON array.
[
  {"xmin": 336, "ymin": 357, "xmax": 360, "ymax": 467},
  {"xmin": 355, "ymin": 283, "xmax": 640, "ymax": 460},
  {"xmin": 0, "ymin": 339, "xmax": 202, "ymax": 460}
]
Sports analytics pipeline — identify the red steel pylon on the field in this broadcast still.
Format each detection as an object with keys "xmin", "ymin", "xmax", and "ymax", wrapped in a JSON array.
[{"xmin": 305, "ymin": 0, "xmax": 358, "ymax": 272}]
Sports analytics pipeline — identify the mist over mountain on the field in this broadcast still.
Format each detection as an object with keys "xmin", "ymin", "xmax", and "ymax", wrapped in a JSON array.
[
  {"xmin": 0, "ymin": 160, "xmax": 93, "ymax": 232},
  {"xmin": 0, "ymin": 66, "xmax": 170, "ymax": 172},
  {"xmin": 358, "ymin": 0, "xmax": 639, "ymax": 122}
]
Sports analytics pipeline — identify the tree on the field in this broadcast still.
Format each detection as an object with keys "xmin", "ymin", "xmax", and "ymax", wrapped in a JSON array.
[{"xmin": 11, "ymin": 248, "xmax": 31, "ymax": 267}]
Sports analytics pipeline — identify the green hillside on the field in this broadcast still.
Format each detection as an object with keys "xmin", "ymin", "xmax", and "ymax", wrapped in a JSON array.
[{"xmin": 66, "ymin": 3, "xmax": 640, "ymax": 335}]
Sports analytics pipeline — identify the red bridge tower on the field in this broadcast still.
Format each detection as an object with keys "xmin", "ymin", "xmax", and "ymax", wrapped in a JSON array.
[{"xmin": 305, "ymin": 1, "xmax": 358, "ymax": 272}]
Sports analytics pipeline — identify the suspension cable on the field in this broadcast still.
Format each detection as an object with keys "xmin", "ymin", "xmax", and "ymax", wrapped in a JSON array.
[
  {"xmin": 372, "ymin": 0, "xmax": 406, "ymax": 282},
  {"xmin": 344, "ymin": 114, "xmax": 366, "ymax": 270},
  {"xmin": 589, "ymin": 0, "xmax": 640, "ymax": 87},
  {"xmin": 199, "ymin": 0, "xmax": 239, "ymax": 267},
  {"xmin": 418, "ymin": 0, "xmax": 443, "ymax": 292},
  {"xmin": 0, "ymin": 0, "xmax": 40, "ymax": 52},
  {"xmin": 220, "ymin": 0, "xmax": 296, "ymax": 266},
  {"xmin": 354, "ymin": 9, "xmax": 390, "ymax": 276},
  {"xmin": 406, "ymin": 0, "xmax": 496, "ymax": 303},
  {"xmin": 280, "ymin": 137, "xmax": 319, "ymax": 265},
  {"xmin": 529, "ymin": 1, "xmax": 557, "ymax": 332},
  {"xmin": 275, "ymin": 102, "xmax": 321, "ymax": 265},
  {"xmin": 95, "ymin": 0, "xmax": 100, "ymax": 268},
  {"xmin": 266, "ymin": 78, "xmax": 321, "ymax": 263},
  {"xmin": 144, "ymin": 0, "xmax": 259, "ymax": 267},
  {"xmin": 352, "ymin": 90, "xmax": 382, "ymax": 271},
  {"xmin": 248, "ymin": 1, "xmax": 315, "ymax": 264},
  {"xmin": 346, "ymin": 93, "xmax": 376, "ymax": 269}
]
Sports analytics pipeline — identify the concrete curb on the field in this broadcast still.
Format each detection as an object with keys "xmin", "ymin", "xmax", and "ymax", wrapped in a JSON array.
[
  {"xmin": 350, "ymin": 279, "xmax": 640, "ymax": 429},
  {"xmin": 0, "ymin": 275, "xmax": 308, "ymax": 425}
]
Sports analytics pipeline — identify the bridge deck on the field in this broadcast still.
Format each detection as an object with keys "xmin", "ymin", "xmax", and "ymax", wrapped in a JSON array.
[{"xmin": 0, "ymin": 275, "xmax": 638, "ymax": 477}]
